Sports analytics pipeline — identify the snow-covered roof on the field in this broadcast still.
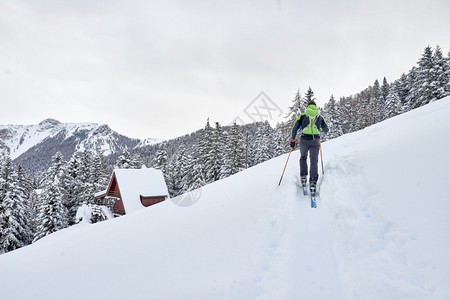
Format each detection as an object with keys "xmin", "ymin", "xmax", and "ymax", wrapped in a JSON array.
[
  {"xmin": 94, "ymin": 189, "xmax": 107, "ymax": 198},
  {"xmin": 113, "ymin": 168, "xmax": 169, "ymax": 214}
]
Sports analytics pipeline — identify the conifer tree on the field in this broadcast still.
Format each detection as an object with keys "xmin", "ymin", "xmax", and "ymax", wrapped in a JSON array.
[
  {"xmin": 396, "ymin": 74, "xmax": 410, "ymax": 112},
  {"xmin": 304, "ymin": 87, "xmax": 316, "ymax": 107},
  {"xmin": 186, "ymin": 161, "xmax": 206, "ymax": 192},
  {"xmin": 91, "ymin": 153, "xmax": 110, "ymax": 189},
  {"xmin": 323, "ymin": 95, "xmax": 343, "ymax": 139},
  {"xmin": 432, "ymin": 45, "xmax": 450, "ymax": 101},
  {"xmin": 0, "ymin": 158, "xmax": 33, "ymax": 252},
  {"xmin": 207, "ymin": 122, "xmax": 226, "ymax": 182},
  {"xmin": 286, "ymin": 89, "xmax": 304, "ymax": 120},
  {"xmin": 16, "ymin": 165, "xmax": 34, "ymax": 242},
  {"xmin": 369, "ymin": 80, "xmax": 382, "ymax": 124},
  {"xmin": 338, "ymin": 96, "xmax": 353, "ymax": 134},
  {"xmin": 33, "ymin": 154, "xmax": 69, "ymax": 243},
  {"xmin": 273, "ymin": 125, "xmax": 287, "ymax": 156},
  {"xmin": 33, "ymin": 176, "xmax": 68, "ymax": 243},
  {"xmin": 405, "ymin": 67, "xmax": 419, "ymax": 111},
  {"xmin": 252, "ymin": 121, "xmax": 274, "ymax": 165},
  {"xmin": 64, "ymin": 153, "xmax": 82, "ymax": 224},
  {"xmin": 167, "ymin": 144, "xmax": 190, "ymax": 196},
  {"xmin": 415, "ymin": 45, "xmax": 435, "ymax": 107},
  {"xmin": 384, "ymin": 84, "xmax": 402, "ymax": 119},
  {"xmin": 115, "ymin": 150, "xmax": 141, "ymax": 169},
  {"xmin": 194, "ymin": 119, "xmax": 215, "ymax": 183},
  {"xmin": 153, "ymin": 143, "xmax": 169, "ymax": 179},
  {"xmin": 0, "ymin": 174, "xmax": 32, "ymax": 252},
  {"xmin": 77, "ymin": 151, "xmax": 95, "ymax": 205},
  {"xmin": 90, "ymin": 153, "xmax": 111, "ymax": 205},
  {"xmin": 381, "ymin": 77, "xmax": 390, "ymax": 103},
  {"xmin": 179, "ymin": 154, "xmax": 193, "ymax": 194},
  {"xmin": 221, "ymin": 122, "xmax": 246, "ymax": 178}
]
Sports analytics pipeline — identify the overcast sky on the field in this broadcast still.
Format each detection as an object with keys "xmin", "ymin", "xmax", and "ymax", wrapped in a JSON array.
[{"xmin": 1, "ymin": 0, "xmax": 449, "ymax": 140}]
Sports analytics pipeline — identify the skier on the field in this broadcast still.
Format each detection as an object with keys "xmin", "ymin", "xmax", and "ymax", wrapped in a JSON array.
[{"xmin": 290, "ymin": 100, "xmax": 329, "ymax": 195}]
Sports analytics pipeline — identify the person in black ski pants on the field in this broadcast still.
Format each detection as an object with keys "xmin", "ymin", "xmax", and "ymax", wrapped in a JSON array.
[{"xmin": 290, "ymin": 101, "xmax": 329, "ymax": 192}]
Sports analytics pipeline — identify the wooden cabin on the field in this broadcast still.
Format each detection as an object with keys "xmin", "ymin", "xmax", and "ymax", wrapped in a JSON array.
[{"xmin": 94, "ymin": 167, "xmax": 169, "ymax": 217}]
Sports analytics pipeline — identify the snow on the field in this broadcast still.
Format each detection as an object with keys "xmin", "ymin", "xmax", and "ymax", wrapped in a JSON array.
[
  {"xmin": 0, "ymin": 97, "xmax": 450, "ymax": 299},
  {"xmin": 113, "ymin": 168, "xmax": 169, "ymax": 214},
  {"xmin": 75, "ymin": 204, "xmax": 93, "ymax": 224}
]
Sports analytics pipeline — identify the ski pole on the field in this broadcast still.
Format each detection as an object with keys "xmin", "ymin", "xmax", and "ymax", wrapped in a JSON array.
[
  {"xmin": 278, "ymin": 147, "xmax": 293, "ymax": 186},
  {"xmin": 319, "ymin": 139, "xmax": 324, "ymax": 175}
]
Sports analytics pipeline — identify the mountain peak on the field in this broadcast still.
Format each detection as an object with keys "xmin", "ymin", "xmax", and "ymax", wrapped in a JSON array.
[{"xmin": 38, "ymin": 118, "xmax": 61, "ymax": 127}]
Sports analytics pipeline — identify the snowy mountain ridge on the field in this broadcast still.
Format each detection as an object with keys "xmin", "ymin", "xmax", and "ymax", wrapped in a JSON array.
[
  {"xmin": 0, "ymin": 98, "xmax": 449, "ymax": 299},
  {"xmin": 0, "ymin": 118, "xmax": 162, "ymax": 172}
]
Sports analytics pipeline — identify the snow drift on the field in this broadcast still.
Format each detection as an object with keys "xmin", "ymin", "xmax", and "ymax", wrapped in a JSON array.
[{"xmin": 0, "ymin": 97, "xmax": 449, "ymax": 299}]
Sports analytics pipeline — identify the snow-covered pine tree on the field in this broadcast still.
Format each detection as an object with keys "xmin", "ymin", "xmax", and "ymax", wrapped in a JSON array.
[
  {"xmin": 396, "ymin": 73, "xmax": 410, "ymax": 113},
  {"xmin": 338, "ymin": 96, "xmax": 354, "ymax": 134},
  {"xmin": 186, "ymin": 162, "xmax": 206, "ymax": 192},
  {"xmin": 16, "ymin": 165, "xmax": 34, "ymax": 243},
  {"xmin": 381, "ymin": 77, "xmax": 390, "ymax": 104},
  {"xmin": 33, "ymin": 175, "xmax": 69, "ymax": 243},
  {"xmin": 221, "ymin": 122, "xmax": 246, "ymax": 178},
  {"xmin": 166, "ymin": 144, "xmax": 191, "ymax": 197},
  {"xmin": 281, "ymin": 89, "xmax": 305, "ymax": 151},
  {"xmin": 431, "ymin": 45, "xmax": 450, "ymax": 101},
  {"xmin": 115, "ymin": 150, "xmax": 141, "ymax": 169},
  {"xmin": 252, "ymin": 121, "xmax": 274, "ymax": 165},
  {"xmin": 380, "ymin": 77, "xmax": 391, "ymax": 120},
  {"xmin": 33, "ymin": 152, "xmax": 69, "ymax": 242},
  {"xmin": 384, "ymin": 83, "xmax": 402, "ymax": 119},
  {"xmin": 64, "ymin": 153, "xmax": 82, "ymax": 224},
  {"xmin": 166, "ymin": 152, "xmax": 180, "ymax": 197},
  {"xmin": 323, "ymin": 95, "xmax": 343, "ymax": 139},
  {"xmin": 285, "ymin": 89, "xmax": 304, "ymax": 121},
  {"xmin": 90, "ymin": 153, "xmax": 111, "ymax": 205},
  {"xmin": 304, "ymin": 87, "xmax": 316, "ymax": 107},
  {"xmin": 273, "ymin": 124, "xmax": 287, "ymax": 157},
  {"xmin": 0, "ymin": 170, "xmax": 32, "ymax": 252},
  {"xmin": 197, "ymin": 119, "xmax": 215, "ymax": 183},
  {"xmin": 368, "ymin": 80, "xmax": 382, "ymax": 125},
  {"xmin": 414, "ymin": 45, "xmax": 435, "ymax": 107},
  {"xmin": 405, "ymin": 66, "xmax": 419, "ymax": 111},
  {"xmin": 447, "ymin": 49, "xmax": 450, "ymax": 95},
  {"xmin": 45, "ymin": 152, "xmax": 66, "ymax": 183},
  {"xmin": 207, "ymin": 122, "xmax": 226, "ymax": 182},
  {"xmin": 0, "ymin": 160, "xmax": 5, "ymax": 252},
  {"xmin": 153, "ymin": 143, "xmax": 169, "ymax": 179},
  {"xmin": 186, "ymin": 136, "xmax": 206, "ymax": 191},
  {"xmin": 77, "ymin": 150, "xmax": 95, "ymax": 205},
  {"xmin": 355, "ymin": 92, "xmax": 370, "ymax": 131},
  {"xmin": 0, "ymin": 158, "xmax": 32, "ymax": 252}
]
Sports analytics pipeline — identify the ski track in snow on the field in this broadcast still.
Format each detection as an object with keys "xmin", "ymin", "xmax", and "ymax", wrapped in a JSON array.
[{"xmin": 322, "ymin": 153, "xmax": 436, "ymax": 299}]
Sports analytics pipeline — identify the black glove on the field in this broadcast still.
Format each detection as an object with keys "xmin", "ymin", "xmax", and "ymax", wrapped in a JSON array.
[{"xmin": 290, "ymin": 139, "xmax": 296, "ymax": 148}]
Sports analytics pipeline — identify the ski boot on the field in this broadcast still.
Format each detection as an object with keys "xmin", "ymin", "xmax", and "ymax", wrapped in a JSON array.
[
  {"xmin": 301, "ymin": 176, "xmax": 308, "ymax": 195},
  {"xmin": 310, "ymin": 181, "xmax": 317, "ymax": 208}
]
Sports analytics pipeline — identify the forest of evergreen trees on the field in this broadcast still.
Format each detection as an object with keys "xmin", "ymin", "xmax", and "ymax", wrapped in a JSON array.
[{"xmin": 1, "ymin": 45, "xmax": 449, "ymax": 255}]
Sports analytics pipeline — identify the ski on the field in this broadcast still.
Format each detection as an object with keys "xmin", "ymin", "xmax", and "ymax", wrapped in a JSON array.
[
  {"xmin": 310, "ymin": 183, "xmax": 317, "ymax": 208},
  {"xmin": 301, "ymin": 176, "xmax": 308, "ymax": 196},
  {"xmin": 310, "ymin": 195, "xmax": 317, "ymax": 208}
]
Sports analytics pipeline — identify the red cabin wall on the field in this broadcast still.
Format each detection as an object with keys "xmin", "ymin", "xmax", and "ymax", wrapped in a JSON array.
[{"xmin": 141, "ymin": 196, "xmax": 166, "ymax": 207}]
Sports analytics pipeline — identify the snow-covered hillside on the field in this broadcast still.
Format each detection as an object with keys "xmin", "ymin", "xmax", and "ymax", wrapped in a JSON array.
[
  {"xmin": 1, "ymin": 98, "xmax": 449, "ymax": 299},
  {"xmin": 0, "ymin": 118, "xmax": 162, "ymax": 172}
]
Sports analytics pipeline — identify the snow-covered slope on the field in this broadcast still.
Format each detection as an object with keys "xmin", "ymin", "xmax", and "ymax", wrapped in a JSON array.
[
  {"xmin": 1, "ymin": 98, "xmax": 449, "ymax": 299},
  {"xmin": 0, "ymin": 118, "xmax": 162, "ymax": 172}
]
